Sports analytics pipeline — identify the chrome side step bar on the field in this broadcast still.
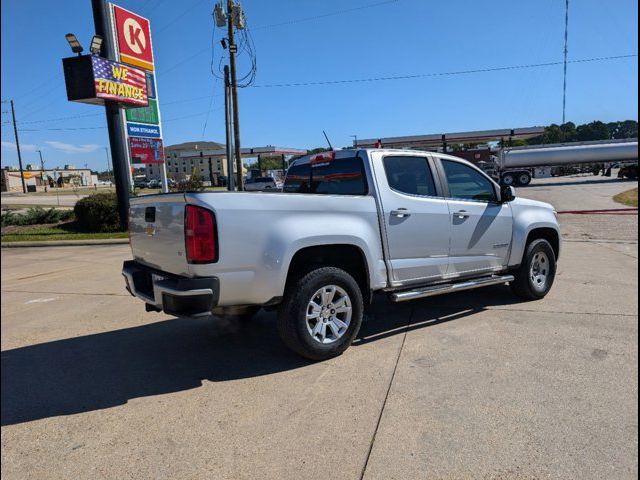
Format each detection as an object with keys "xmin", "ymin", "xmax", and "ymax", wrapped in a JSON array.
[{"xmin": 390, "ymin": 275, "xmax": 514, "ymax": 303}]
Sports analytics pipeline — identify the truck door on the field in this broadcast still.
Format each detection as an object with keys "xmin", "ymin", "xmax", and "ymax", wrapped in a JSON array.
[
  {"xmin": 436, "ymin": 158, "xmax": 513, "ymax": 277},
  {"xmin": 371, "ymin": 152, "xmax": 451, "ymax": 285}
]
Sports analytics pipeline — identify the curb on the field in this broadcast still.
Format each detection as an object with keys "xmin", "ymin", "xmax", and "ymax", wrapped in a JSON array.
[{"xmin": 1, "ymin": 238, "xmax": 129, "ymax": 248}]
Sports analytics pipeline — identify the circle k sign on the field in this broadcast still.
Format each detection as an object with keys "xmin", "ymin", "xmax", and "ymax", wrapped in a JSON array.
[{"xmin": 113, "ymin": 5, "xmax": 154, "ymax": 71}]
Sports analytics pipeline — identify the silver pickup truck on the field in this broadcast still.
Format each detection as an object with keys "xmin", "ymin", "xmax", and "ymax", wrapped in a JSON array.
[{"xmin": 123, "ymin": 149, "xmax": 560, "ymax": 360}]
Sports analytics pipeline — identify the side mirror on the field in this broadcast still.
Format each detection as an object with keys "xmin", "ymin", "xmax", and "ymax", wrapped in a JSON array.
[{"xmin": 500, "ymin": 185, "xmax": 516, "ymax": 203}]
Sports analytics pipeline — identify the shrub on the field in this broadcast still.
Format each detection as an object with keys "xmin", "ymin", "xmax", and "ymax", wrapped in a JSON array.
[
  {"xmin": 170, "ymin": 168, "xmax": 205, "ymax": 192},
  {"xmin": 74, "ymin": 192, "xmax": 122, "ymax": 232},
  {"xmin": 1, "ymin": 207, "xmax": 74, "ymax": 227},
  {"xmin": 1, "ymin": 211, "xmax": 17, "ymax": 227}
]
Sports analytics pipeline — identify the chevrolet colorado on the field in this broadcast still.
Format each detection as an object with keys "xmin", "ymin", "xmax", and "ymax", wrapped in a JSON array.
[{"xmin": 123, "ymin": 149, "xmax": 560, "ymax": 360}]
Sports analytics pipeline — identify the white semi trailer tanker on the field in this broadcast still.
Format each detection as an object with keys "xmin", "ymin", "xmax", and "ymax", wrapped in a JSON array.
[{"xmin": 486, "ymin": 138, "xmax": 638, "ymax": 186}]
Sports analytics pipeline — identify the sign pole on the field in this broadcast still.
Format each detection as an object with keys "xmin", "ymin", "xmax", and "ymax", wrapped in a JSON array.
[{"xmin": 91, "ymin": 0, "xmax": 129, "ymax": 230}]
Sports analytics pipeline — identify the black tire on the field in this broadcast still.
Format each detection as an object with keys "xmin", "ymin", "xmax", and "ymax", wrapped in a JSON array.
[
  {"xmin": 517, "ymin": 172, "xmax": 532, "ymax": 186},
  {"xmin": 510, "ymin": 239, "xmax": 557, "ymax": 300},
  {"xmin": 501, "ymin": 173, "xmax": 516, "ymax": 186},
  {"xmin": 277, "ymin": 267, "xmax": 364, "ymax": 361}
]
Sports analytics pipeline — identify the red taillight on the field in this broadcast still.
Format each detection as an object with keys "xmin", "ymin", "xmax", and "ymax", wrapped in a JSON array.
[{"xmin": 185, "ymin": 205, "xmax": 218, "ymax": 264}]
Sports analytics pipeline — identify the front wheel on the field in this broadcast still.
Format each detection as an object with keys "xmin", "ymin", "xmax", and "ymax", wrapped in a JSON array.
[
  {"xmin": 277, "ymin": 267, "xmax": 364, "ymax": 361},
  {"xmin": 510, "ymin": 239, "xmax": 557, "ymax": 300}
]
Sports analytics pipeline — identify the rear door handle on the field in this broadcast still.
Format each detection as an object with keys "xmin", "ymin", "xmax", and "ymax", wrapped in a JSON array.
[
  {"xmin": 454, "ymin": 210, "xmax": 469, "ymax": 219},
  {"xmin": 391, "ymin": 208, "xmax": 411, "ymax": 218}
]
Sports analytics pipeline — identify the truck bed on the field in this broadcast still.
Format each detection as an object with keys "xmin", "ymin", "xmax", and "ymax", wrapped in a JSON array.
[{"xmin": 128, "ymin": 191, "xmax": 386, "ymax": 306}]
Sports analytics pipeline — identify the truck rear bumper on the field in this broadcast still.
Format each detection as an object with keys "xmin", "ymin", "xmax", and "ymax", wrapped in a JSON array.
[{"xmin": 122, "ymin": 260, "xmax": 219, "ymax": 317}]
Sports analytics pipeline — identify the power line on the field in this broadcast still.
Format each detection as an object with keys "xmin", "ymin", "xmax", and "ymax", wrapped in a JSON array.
[
  {"xmin": 156, "ymin": 0, "xmax": 400, "ymax": 77},
  {"xmin": 12, "ymin": 113, "xmax": 103, "ymax": 125},
  {"xmin": 251, "ymin": 54, "xmax": 638, "ymax": 88},
  {"xmin": 0, "ymin": 95, "xmax": 224, "ymax": 127},
  {"xmin": 154, "ymin": 0, "xmax": 208, "ymax": 34},
  {"xmin": 251, "ymin": 0, "xmax": 400, "ymax": 31},
  {"xmin": 6, "ymin": 54, "xmax": 635, "ymax": 132}
]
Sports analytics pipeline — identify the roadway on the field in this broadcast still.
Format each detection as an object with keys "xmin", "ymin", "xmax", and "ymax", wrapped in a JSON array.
[{"xmin": 1, "ymin": 176, "xmax": 637, "ymax": 479}]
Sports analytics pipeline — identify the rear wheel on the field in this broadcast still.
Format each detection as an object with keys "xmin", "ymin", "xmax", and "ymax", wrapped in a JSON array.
[
  {"xmin": 517, "ymin": 172, "xmax": 532, "ymax": 186},
  {"xmin": 501, "ymin": 173, "xmax": 516, "ymax": 186},
  {"xmin": 277, "ymin": 267, "xmax": 363, "ymax": 361},
  {"xmin": 510, "ymin": 239, "xmax": 557, "ymax": 300}
]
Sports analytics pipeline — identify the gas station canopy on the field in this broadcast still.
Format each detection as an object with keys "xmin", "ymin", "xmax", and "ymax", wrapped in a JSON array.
[
  {"xmin": 179, "ymin": 146, "xmax": 307, "ymax": 160},
  {"xmin": 355, "ymin": 127, "xmax": 546, "ymax": 149}
]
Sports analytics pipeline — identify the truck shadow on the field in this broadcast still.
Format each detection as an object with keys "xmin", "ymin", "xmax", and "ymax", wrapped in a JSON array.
[{"xmin": 2, "ymin": 286, "xmax": 520, "ymax": 426}]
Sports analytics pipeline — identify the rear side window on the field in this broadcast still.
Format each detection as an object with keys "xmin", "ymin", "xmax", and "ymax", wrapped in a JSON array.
[
  {"xmin": 284, "ymin": 157, "xmax": 367, "ymax": 195},
  {"xmin": 384, "ymin": 156, "xmax": 437, "ymax": 196},
  {"xmin": 441, "ymin": 159, "xmax": 497, "ymax": 202},
  {"xmin": 283, "ymin": 163, "xmax": 312, "ymax": 193}
]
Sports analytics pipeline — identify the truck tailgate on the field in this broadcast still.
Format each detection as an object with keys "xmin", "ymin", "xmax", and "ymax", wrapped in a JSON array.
[{"xmin": 128, "ymin": 193, "xmax": 190, "ymax": 276}]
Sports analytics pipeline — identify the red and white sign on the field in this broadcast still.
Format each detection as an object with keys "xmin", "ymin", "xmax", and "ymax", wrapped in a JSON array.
[
  {"xmin": 113, "ymin": 5, "xmax": 154, "ymax": 71},
  {"xmin": 129, "ymin": 137, "xmax": 164, "ymax": 164}
]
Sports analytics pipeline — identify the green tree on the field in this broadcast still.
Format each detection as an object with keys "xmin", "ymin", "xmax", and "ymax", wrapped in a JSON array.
[
  {"xmin": 172, "ymin": 168, "xmax": 204, "ymax": 192},
  {"xmin": 576, "ymin": 121, "xmax": 610, "ymax": 141},
  {"xmin": 607, "ymin": 120, "xmax": 638, "ymax": 139},
  {"xmin": 259, "ymin": 155, "xmax": 287, "ymax": 171}
]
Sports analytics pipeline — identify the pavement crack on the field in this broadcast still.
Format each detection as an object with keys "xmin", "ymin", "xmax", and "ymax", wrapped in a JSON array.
[
  {"xmin": 359, "ymin": 307, "xmax": 413, "ymax": 480},
  {"xmin": 487, "ymin": 306, "xmax": 637, "ymax": 317},
  {"xmin": 590, "ymin": 241, "xmax": 639, "ymax": 260}
]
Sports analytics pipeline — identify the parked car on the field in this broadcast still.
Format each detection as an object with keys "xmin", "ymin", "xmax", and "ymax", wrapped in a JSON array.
[
  {"xmin": 133, "ymin": 179, "xmax": 147, "ymax": 189},
  {"xmin": 147, "ymin": 179, "xmax": 160, "ymax": 188},
  {"xmin": 244, "ymin": 176, "xmax": 278, "ymax": 191},
  {"xmin": 123, "ymin": 149, "xmax": 560, "ymax": 360}
]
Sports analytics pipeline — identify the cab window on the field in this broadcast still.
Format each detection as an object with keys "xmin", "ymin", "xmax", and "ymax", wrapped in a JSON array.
[
  {"xmin": 284, "ymin": 157, "xmax": 367, "ymax": 195},
  {"xmin": 441, "ymin": 160, "xmax": 497, "ymax": 202},
  {"xmin": 384, "ymin": 156, "xmax": 437, "ymax": 197}
]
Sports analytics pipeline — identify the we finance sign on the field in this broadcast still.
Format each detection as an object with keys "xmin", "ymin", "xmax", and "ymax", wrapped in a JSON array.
[{"xmin": 92, "ymin": 56, "xmax": 148, "ymax": 106}]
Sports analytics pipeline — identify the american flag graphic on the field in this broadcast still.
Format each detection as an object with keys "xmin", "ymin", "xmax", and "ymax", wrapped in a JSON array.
[{"xmin": 92, "ymin": 56, "xmax": 148, "ymax": 106}]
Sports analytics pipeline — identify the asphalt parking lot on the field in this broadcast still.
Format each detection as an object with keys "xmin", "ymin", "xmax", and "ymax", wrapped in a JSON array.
[{"xmin": 1, "ymin": 176, "xmax": 638, "ymax": 479}]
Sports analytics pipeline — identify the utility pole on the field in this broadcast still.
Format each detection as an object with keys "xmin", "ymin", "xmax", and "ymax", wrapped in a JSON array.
[
  {"xmin": 104, "ymin": 147, "xmax": 113, "ymax": 185},
  {"xmin": 562, "ymin": 0, "xmax": 570, "ymax": 124},
  {"xmin": 223, "ymin": 65, "xmax": 235, "ymax": 191},
  {"xmin": 92, "ymin": 0, "xmax": 130, "ymax": 230},
  {"xmin": 227, "ymin": 0, "xmax": 244, "ymax": 191},
  {"xmin": 9, "ymin": 100, "xmax": 27, "ymax": 193},
  {"xmin": 36, "ymin": 149, "xmax": 46, "ymax": 192}
]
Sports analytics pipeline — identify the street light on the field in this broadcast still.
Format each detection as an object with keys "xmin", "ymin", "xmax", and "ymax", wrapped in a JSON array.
[
  {"xmin": 65, "ymin": 33, "xmax": 84, "ymax": 55},
  {"xmin": 89, "ymin": 35, "xmax": 103, "ymax": 55},
  {"xmin": 351, "ymin": 135, "xmax": 358, "ymax": 148}
]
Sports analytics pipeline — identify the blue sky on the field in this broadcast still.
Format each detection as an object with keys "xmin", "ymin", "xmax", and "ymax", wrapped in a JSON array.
[{"xmin": 1, "ymin": 0, "xmax": 638, "ymax": 171}]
